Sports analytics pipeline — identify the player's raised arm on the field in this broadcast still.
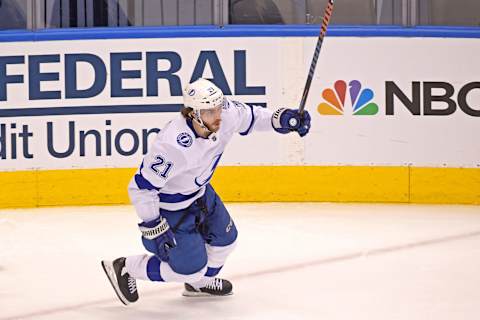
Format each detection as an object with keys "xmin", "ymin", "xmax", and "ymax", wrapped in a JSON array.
[
  {"xmin": 228, "ymin": 99, "xmax": 311, "ymax": 137},
  {"xmin": 227, "ymin": 99, "xmax": 273, "ymax": 135}
]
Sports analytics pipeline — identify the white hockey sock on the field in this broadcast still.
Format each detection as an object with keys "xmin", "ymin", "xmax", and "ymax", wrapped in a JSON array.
[
  {"xmin": 205, "ymin": 241, "xmax": 237, "ymax": 269},
  {"xmin": 126, "ymin": 255, "xmax": 208, "ymax": 283},
  {"xmin": 188, "ymin": 276, "xmax": 215, "ymax": 289},
  {"xmin": 125, "ymin": 254, "xmax": 150, "ymax": 280}
]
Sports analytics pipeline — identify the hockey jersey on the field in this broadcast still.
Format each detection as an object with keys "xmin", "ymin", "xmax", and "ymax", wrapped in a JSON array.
[{"xmin": 128, "ymin": 98, "xmax": 274, "ymax": 222}]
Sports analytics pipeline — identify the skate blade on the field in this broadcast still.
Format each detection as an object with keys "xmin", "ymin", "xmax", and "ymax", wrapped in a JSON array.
[
  {"xmin": 101, "ymin": 260, "xmax": 130, "ymax": 306},
  {"xmin": 182, "ymin": 290, "xmax": 233, "ymax": 297}
]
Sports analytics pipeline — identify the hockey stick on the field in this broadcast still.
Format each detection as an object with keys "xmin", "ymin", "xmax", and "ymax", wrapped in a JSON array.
[{"xmin": 299, "ymin": 0, "xmax": 335, "ymax": 115}]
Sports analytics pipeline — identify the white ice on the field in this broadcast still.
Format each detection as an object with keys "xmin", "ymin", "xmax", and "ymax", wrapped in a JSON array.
[{"xmin": 1, "ymin": 203, "xmax": 480, "ymax": 320}]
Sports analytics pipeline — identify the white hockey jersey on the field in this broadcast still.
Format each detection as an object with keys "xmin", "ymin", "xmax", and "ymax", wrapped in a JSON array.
[{"xmin": 128, "ymin": 98, "xmax": 274, "ymax": 222}]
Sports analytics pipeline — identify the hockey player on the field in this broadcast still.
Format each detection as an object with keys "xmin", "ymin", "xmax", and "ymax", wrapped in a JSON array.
[{"xmin": 101, "ymin": 78, "xmax": 311, "ymax": 305}]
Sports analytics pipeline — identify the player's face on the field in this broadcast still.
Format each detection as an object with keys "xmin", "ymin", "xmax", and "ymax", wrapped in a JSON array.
[{"xmin": 200, "ymin": 105, "xmax": 223, "ymax": 132}]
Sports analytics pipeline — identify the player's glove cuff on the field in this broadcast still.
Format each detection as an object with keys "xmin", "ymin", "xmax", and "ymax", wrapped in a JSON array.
[
  {"xmin": 272, "ymin": 108, "xmax": 301, "ymax": 134},
  {"xmin": 138, "ymin": 216, "xmax": 170, "ymax": 240},
  {"xmin": 138, "ymin": 216, "xmax": 177, "ymax": 261}
]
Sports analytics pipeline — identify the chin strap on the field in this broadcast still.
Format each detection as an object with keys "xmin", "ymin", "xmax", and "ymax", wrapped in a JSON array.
[
  {"xmin": 191, "ymin": 110, "xmax": 211, "ymax": 133},
  {"xmin": 190, "ymin": 110, "xmax": 217, "ymax": 141}
]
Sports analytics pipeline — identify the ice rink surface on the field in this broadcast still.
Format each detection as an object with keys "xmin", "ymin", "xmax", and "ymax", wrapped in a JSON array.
[{"xmin": 1, "ymin": 202, "xmax": 480, "ymax": 320}]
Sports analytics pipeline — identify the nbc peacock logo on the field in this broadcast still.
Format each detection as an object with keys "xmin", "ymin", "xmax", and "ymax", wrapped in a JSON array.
[{"xmin": 318, "ymin": 80, "xmax": 379, "ymax": 115}]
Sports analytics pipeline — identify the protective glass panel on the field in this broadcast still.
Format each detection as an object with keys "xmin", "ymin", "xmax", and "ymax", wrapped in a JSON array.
[
  {"xmin": 418, "ymin": 0, "xmax": 480, "ymax": 26},
  {"xmin": 38, "ymin": 0, "xmax": 215, "ymax": 28},
  {"xmin": 41, "ymin": 0, "xmax": 134, "ymax": 28},
  {"xmin": 306, "ymin": 0, "xmax": 376, "ymax": 25},
  {"xmin": 0, "ymin": 0, "xmax": 28, "ymax": 29},
  {"xmin": 229, "ymin": 0, "xmax": 285, "ymax": 24},
  {"xmin": 115, "ymin": 0, "xmax": 216, "ymax": 27},
  {"xmin": 229, "ymin": 0, "xmax": 387, "ymax": 25}
]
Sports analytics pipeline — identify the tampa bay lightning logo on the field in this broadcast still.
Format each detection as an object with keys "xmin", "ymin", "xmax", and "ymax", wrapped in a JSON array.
[{"xmin": 177, "ymin": 132, "xmax": 193, "ymax": 147}]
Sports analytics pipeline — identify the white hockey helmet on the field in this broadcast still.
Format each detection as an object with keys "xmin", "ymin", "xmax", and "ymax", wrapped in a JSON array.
[{"xmin": 183, "ymin": 78, "xmax": 225, "ymax": 110}]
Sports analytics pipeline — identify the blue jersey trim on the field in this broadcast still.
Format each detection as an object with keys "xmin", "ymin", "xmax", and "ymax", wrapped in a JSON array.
[
  {"xmin": 135, "ymin": 162, "xmax": 161, "ymax": 191},
  {"xmin": 159, "ymin": 189, "xmax": 201, "ymax": 203},
  {"xmin": 205, "ymin": 266, "xmax": 223, "ymax": 277},
  {"xmin": 239, "ymin": 104, "xmax": 255, "ymax": 136},
  {"xmin": 194, "ymin": 154, "xmax": 223, "ymax": 187},
  {"xmin": 0, "ymin": 104, "xmax": 182, "ymax": 118},
  {"xmin": 146, "ymin": 256, "xmax": 164, "ymax": 282},
  {"xmin": 1, "ymin": 25, "xmax": 480, "ymax": 42},
  {"xmin": 135, "ymin": 173, "xmax": 160, "ymax": 191}
]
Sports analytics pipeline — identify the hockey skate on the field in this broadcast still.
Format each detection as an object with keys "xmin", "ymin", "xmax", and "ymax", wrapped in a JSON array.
[
  {"xmin": 101, "ymin": 257, "xmax": 138, "ymax": 305},
  {"xmin": 183, "ymin": 278, "xmax": 233, "ymax": 297}
]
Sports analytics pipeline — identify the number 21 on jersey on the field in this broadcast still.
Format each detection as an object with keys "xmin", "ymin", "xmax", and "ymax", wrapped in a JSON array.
[{"xmin": 150, "ymin": 155, "xmax": 174, "ymax": 178}]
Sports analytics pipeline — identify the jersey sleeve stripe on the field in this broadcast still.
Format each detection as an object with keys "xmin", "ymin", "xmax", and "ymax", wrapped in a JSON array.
[
  {"xmin": 134, "ymin": 173, "xmax": 160, "ymax": 191},
  {"xmin": 239, "ymin": 104, "xmax": 255, "ymax": 136},
  {"xmin": 134, "ymin": 161, "xmax": 162, "ymax": 191},
  {"xmin": 159, "ymin": 189, "xmax": 202, "ymax": 203}
]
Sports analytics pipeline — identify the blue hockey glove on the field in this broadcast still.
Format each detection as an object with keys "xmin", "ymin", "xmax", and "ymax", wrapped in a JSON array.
[
  {"xmin": 272, "ymin": 108, "xmax": 311, "ymax": 137},
  {"xmin": 138, "ymin": 216, "xmax": 176, "ymax": 262}
]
